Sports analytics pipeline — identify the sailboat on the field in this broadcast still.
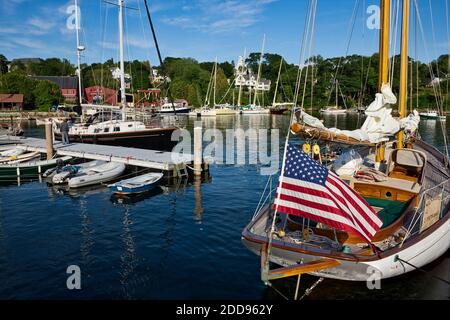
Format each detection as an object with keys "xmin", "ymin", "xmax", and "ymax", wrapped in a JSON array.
[
  {"xmin": 419, "ymin": 109, "xmax": 447, "ymax": 121},
  {"xmin": 242, "ymin": 0, "xmax": 450, "ymax": 294},
  {"xmin": 242, "ymin": 36, "xmax": 271, "ymax": 115},
  {"xmin": 190, "ymin": 59, "xmax": 237, "ymax": 117},
  {"xmin": 320, "ymin": 79, "xmax": 347, "ymax": 114},
  {"xmin": 53, "ymin": 0, "xmax": 178, "ymax": 151},
  {"xmin": 270, "ymin": 58, "xmax": 293, "ymax": 115}
]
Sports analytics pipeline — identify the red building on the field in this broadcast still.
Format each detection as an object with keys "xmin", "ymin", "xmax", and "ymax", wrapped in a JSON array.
[
  {"xmin": 0, "ymin": 94, "xmax": 24, "ymax": 110},
  {"xmin": 84, "ymin": 86, "xmax": 118, "ymax": 105},
  {"xmin": 32, "ymin": 76, "xmax": 79, "ymax": 103}
]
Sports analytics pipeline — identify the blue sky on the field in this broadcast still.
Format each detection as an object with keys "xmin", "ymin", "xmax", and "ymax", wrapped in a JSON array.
[{"xmin": 0, "ymin": 0, "xmax": 448, "ymax": 66}]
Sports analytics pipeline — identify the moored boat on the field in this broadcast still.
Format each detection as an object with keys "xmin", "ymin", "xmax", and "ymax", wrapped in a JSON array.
[
  {"xmin": 52, "ymin": 160, "xmax": 107, "ymax": 184},
  {"xmin": 0, "ymin": 155, "xmax": 72, "ymax": 180},
  {"xmin": 109, "ymin": 172, "xmax": 163, "ymax": 195},
  {"xmin": 68, "ymin": 162, "xmax": 126, "ymax": 189}
]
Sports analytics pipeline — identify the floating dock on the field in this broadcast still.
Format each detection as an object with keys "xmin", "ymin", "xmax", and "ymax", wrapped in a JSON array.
[{"xmin": 4, "ymin": 136, "xmax": 195, "ymax": 177}]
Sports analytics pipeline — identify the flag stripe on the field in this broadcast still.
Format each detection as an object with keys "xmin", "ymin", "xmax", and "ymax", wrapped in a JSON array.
[
  {"xmin": 328, "ymin": 172, "xmax": 383, "ymax": 225},
  {"xmin": 276, "ymin": 144, "xmax": 383, "ymax": 243},
  {"xmin": 275, "ymin": 204, "xmax": 372, "ymax": 242},
  {"xmin": 279, "ymin": 179, "xmax": 376, "ymax": 239},
  {"xmin": 325, "ymin": 180, "xmax": 378, "ymax": 236},
  {"xmin": 326, "ymin": 177, "xmax": 382, "ymax": 231}
]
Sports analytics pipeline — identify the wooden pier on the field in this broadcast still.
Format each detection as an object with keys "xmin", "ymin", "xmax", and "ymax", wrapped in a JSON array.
[{"xmin": 5, "ymin": 136, "xmax": 195, "ymax": 177}]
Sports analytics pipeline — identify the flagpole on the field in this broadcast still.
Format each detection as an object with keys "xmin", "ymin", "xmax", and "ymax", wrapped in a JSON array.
[{"xmin": 266, "ymin": 0, "xmax": 316, "ymax": 268}]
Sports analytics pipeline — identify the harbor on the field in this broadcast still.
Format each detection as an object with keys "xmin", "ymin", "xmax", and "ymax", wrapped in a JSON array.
[
  {"xmin": 1, "ymin": 0, "xmax": 450, "ymax": 304},
  {"xmin": 0, "ymin": 114, "xmax": 448, "ymax": 300}
]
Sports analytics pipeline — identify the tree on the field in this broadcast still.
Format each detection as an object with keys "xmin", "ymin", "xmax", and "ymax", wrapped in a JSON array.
[
  {"xmin": 33, "ymin": 80, "xmax": 63, "ymax": 111},
  {"xmin": 0, "ymin": 54, "xmax": 8, "ymax": 75}
]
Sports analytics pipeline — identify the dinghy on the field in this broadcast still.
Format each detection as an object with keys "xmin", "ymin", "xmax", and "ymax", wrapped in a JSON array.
[
  {"xmin": 0, "ymin": 155, "xmax": 72, "ymax": 180},
  {"xmin": 0, "ymin": 147, "xmax": 26, "ymax": 159},
  {"xmin": 109, "ymin": 172, "xmax": 163, "ymax": 195},
  {"xmin": 52, "ymin": 160, "xmax": 107, "ymax": 184},
  {"xmin": 68, "ymin": 162, "xmax": 126, "ymax": 189},
  {"xmin": 3, "ymin": 151, "xmax": 41, "ymax": 164}
]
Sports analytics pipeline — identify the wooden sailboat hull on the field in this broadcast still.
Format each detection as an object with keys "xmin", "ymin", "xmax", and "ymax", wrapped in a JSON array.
[
  {"xmin": 242, "ymin": 140, "xmax": 450, "ymax": 281},
  {"xmin": 242, "ymin": 208, "xmax": 450, "ymax": 281}
]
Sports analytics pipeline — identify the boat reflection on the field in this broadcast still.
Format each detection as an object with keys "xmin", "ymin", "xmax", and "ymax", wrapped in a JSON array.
[{"xmin": 110, "ymin": 187, "xmax": 163, "ymax": 205}]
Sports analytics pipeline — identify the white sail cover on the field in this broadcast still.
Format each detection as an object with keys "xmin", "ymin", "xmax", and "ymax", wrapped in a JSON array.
[
  {"xmin": 360, "ymin": 84, "xmax": 399, "ymax": 143},
  {"xmin": 298, "ymin": 84, "xmax": 420, "ymax": 144}
]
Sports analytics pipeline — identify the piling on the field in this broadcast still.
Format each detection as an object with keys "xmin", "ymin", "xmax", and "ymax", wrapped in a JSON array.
[
  {"xmin": 194, "ymin": 122, "xmax": 202, "ymax": 176},
  {"xmin": 45, "ymin": 122, "xmax": 54, "ymax": 160}
]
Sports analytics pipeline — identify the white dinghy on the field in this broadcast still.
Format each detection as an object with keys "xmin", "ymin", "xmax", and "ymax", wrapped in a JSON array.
[
  {"xmin": 68, "ymin": 162, "xmax": 126, "ymax": 189},
  {"xmin": 52, "ymin": 160, "xmax": 107, "ymax": 184}
]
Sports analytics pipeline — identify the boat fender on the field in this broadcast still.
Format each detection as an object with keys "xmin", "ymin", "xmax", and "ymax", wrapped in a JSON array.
[
  {"xmin": 302, "ymin": 143, "xmax": 311, "ymax": 154},
  {"xmin": 313, "ymin": 144, "xmax": 321, "ymax": 155}
]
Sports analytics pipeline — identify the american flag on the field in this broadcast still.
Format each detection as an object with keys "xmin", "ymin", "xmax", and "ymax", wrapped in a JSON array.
[{"xmin": 274, "ymin": 143, "xmax": 383, "ymax": 243}]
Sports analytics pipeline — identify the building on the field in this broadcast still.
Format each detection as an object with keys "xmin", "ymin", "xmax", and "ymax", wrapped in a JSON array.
[
  {"xmin": 0, "ymin": 94, "xmax": 24, "ymax": 110},
  {"xmin": 84, "ymin": 86, "xmax": 118, "ymax": 105},
  {"xmin": 31, "ymin": 76, "xmax": 79, "ymax": 102},
  {"xmin": 234, "ymin": 56, "xmax": 271, "ymax": 91}
]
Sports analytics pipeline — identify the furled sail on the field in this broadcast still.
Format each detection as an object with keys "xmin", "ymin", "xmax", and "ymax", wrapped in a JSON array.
[{"xmin": 294, "ymin": 84, "xmax": 420, "ymax": 144}]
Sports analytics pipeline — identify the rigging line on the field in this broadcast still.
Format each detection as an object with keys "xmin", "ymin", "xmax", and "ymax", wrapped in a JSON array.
[
  {"xmin": 326, "ymin": 0, "xmax": 360, "ymax": 106},
  {"xmin": 143, "ymin": 0, "xmax": 177, "ymax": 115},
  {"xmin": 389, "ymin": 0, "xmax": 401, "ymax": 86},
  {"xmin": 293, "ymin": 0, "xmax": 313, "ymax": 108},
  {"xmin": 413, "ymin": 0, "xmax": 449, "ymax": 157},
  {"xmin": 124, "ymin": 6, "xmax": 134, "ymax": 95},
  {"xmin": 268, "ymin": 0, "xmax": 315, "ymax": 264},
  {"xmin": 300, "ymin": 0, "xmax": 317, "ymax": 110},
  {"xmin": 394, "ymin": 256, "xmax": 450, "ymax": 286},
  {"xmin": 428, "ymin": 0, "xmax": 444, "ymax": 109}
]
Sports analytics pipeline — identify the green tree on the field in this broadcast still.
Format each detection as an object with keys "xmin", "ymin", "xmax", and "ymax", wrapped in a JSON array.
[
  {"xmin": 33, "ymin": 80, "xmax": 63, "ymax": 111},
  {"xmin": 0, "ymin": 54, "xmax": 8, "ymax": 75}
]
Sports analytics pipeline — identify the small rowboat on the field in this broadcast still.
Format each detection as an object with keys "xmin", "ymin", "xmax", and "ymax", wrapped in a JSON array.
[{"xmin": 109, "ymin": 172, "xmax": 163, "ymax": 195}]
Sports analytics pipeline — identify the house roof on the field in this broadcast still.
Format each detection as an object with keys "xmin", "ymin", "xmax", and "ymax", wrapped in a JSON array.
[
  {"xmin": 0, "ymin": 94, "xmax": 24, "ymax": 103},
  {"xmin": 11, "ymin": 58, "xmax": 43, "ymax": 64},
  {"xmin": 31, "ymin": 76, "xmax": 78, "ymax": 89}
]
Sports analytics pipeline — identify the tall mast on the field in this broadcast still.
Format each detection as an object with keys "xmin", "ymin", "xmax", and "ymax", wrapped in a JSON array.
[
  {"xmin": 118, "ymin": 0, "xmax": 126, "ymax": 108},
  {"xmin": 75, "ymin": 0, "xmax": 84, "ymax": 105},
  {"xmin": 378, "ymin": 0, "xmax": 391, "ymax": 90},
  {"xmin": 376, "ymin": 0, "xmax": 391, "ymax": 166},
  {"xmin": 213, "ymin": 57, "xmax": 217, "ymax": 108},
  {"xmin": 253, "ymin": 34, "xmax": 266, "ymax": 106},
  {"xmin": 397, "ymin": 0, "xmax": 410, "ymax": 148},
  {"xmin": 272, "ymin": 57, "xmax": 283, "ymax": 106},
  {"xmin": 335, "ymin": 79, "xmax": 338, "ymax": 108}
]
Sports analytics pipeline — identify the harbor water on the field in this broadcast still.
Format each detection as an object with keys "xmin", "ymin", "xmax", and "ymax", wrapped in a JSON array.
[{"xmin": 0, "ymin": 114, "xmax": 449, "ymax": 300}]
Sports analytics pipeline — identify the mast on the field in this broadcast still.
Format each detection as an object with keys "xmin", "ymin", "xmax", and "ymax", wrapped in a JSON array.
[
  {"xmin": 272, "ymin": 57, "xmax": 283, "ymax": 106},
  {"xmin": 335, "ymin": 79, "xmax": 338, "ymax": 108},
  {"xmin": 378, "ymin": 0, "xmax": 391, "ymax": 90},
  {"xmin": 375, "ymin": 0, "xmax": 391, "ymax": 166},
  {"xmin": 75, "ymin": 0, "xmax": 84, "ymax": 106},
  {"xmin": 397, "ymin": 0, "xmax": 410, "ymax": 148},
  {"xmin": 118, "ymin": 0, "xmax": 126, "ymax": 108},
  {"xmin": 253, "ymin": 34, "xmax": 266, "ymax": 106},
  {"xmin": 213, "ymin": 57, "xmax": 217, "ymax": 108}
]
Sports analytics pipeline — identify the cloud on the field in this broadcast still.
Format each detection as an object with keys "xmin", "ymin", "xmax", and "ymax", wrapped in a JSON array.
[
  {"xmin": 28, "ymin": 17, "xmax": 57, "ymax": 34},
  {"xmin": 161, "ymin": 0, "xmax": 278, "ymax": 34},
  {"xmin": 12, "ymin": 38, "xmax": 48, "ymax": 50}
]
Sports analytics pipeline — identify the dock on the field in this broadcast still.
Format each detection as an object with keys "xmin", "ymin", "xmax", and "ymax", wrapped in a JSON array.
[{"xmin": 4, "ymin": 136, "xmax": 195, "ymax": 177}]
